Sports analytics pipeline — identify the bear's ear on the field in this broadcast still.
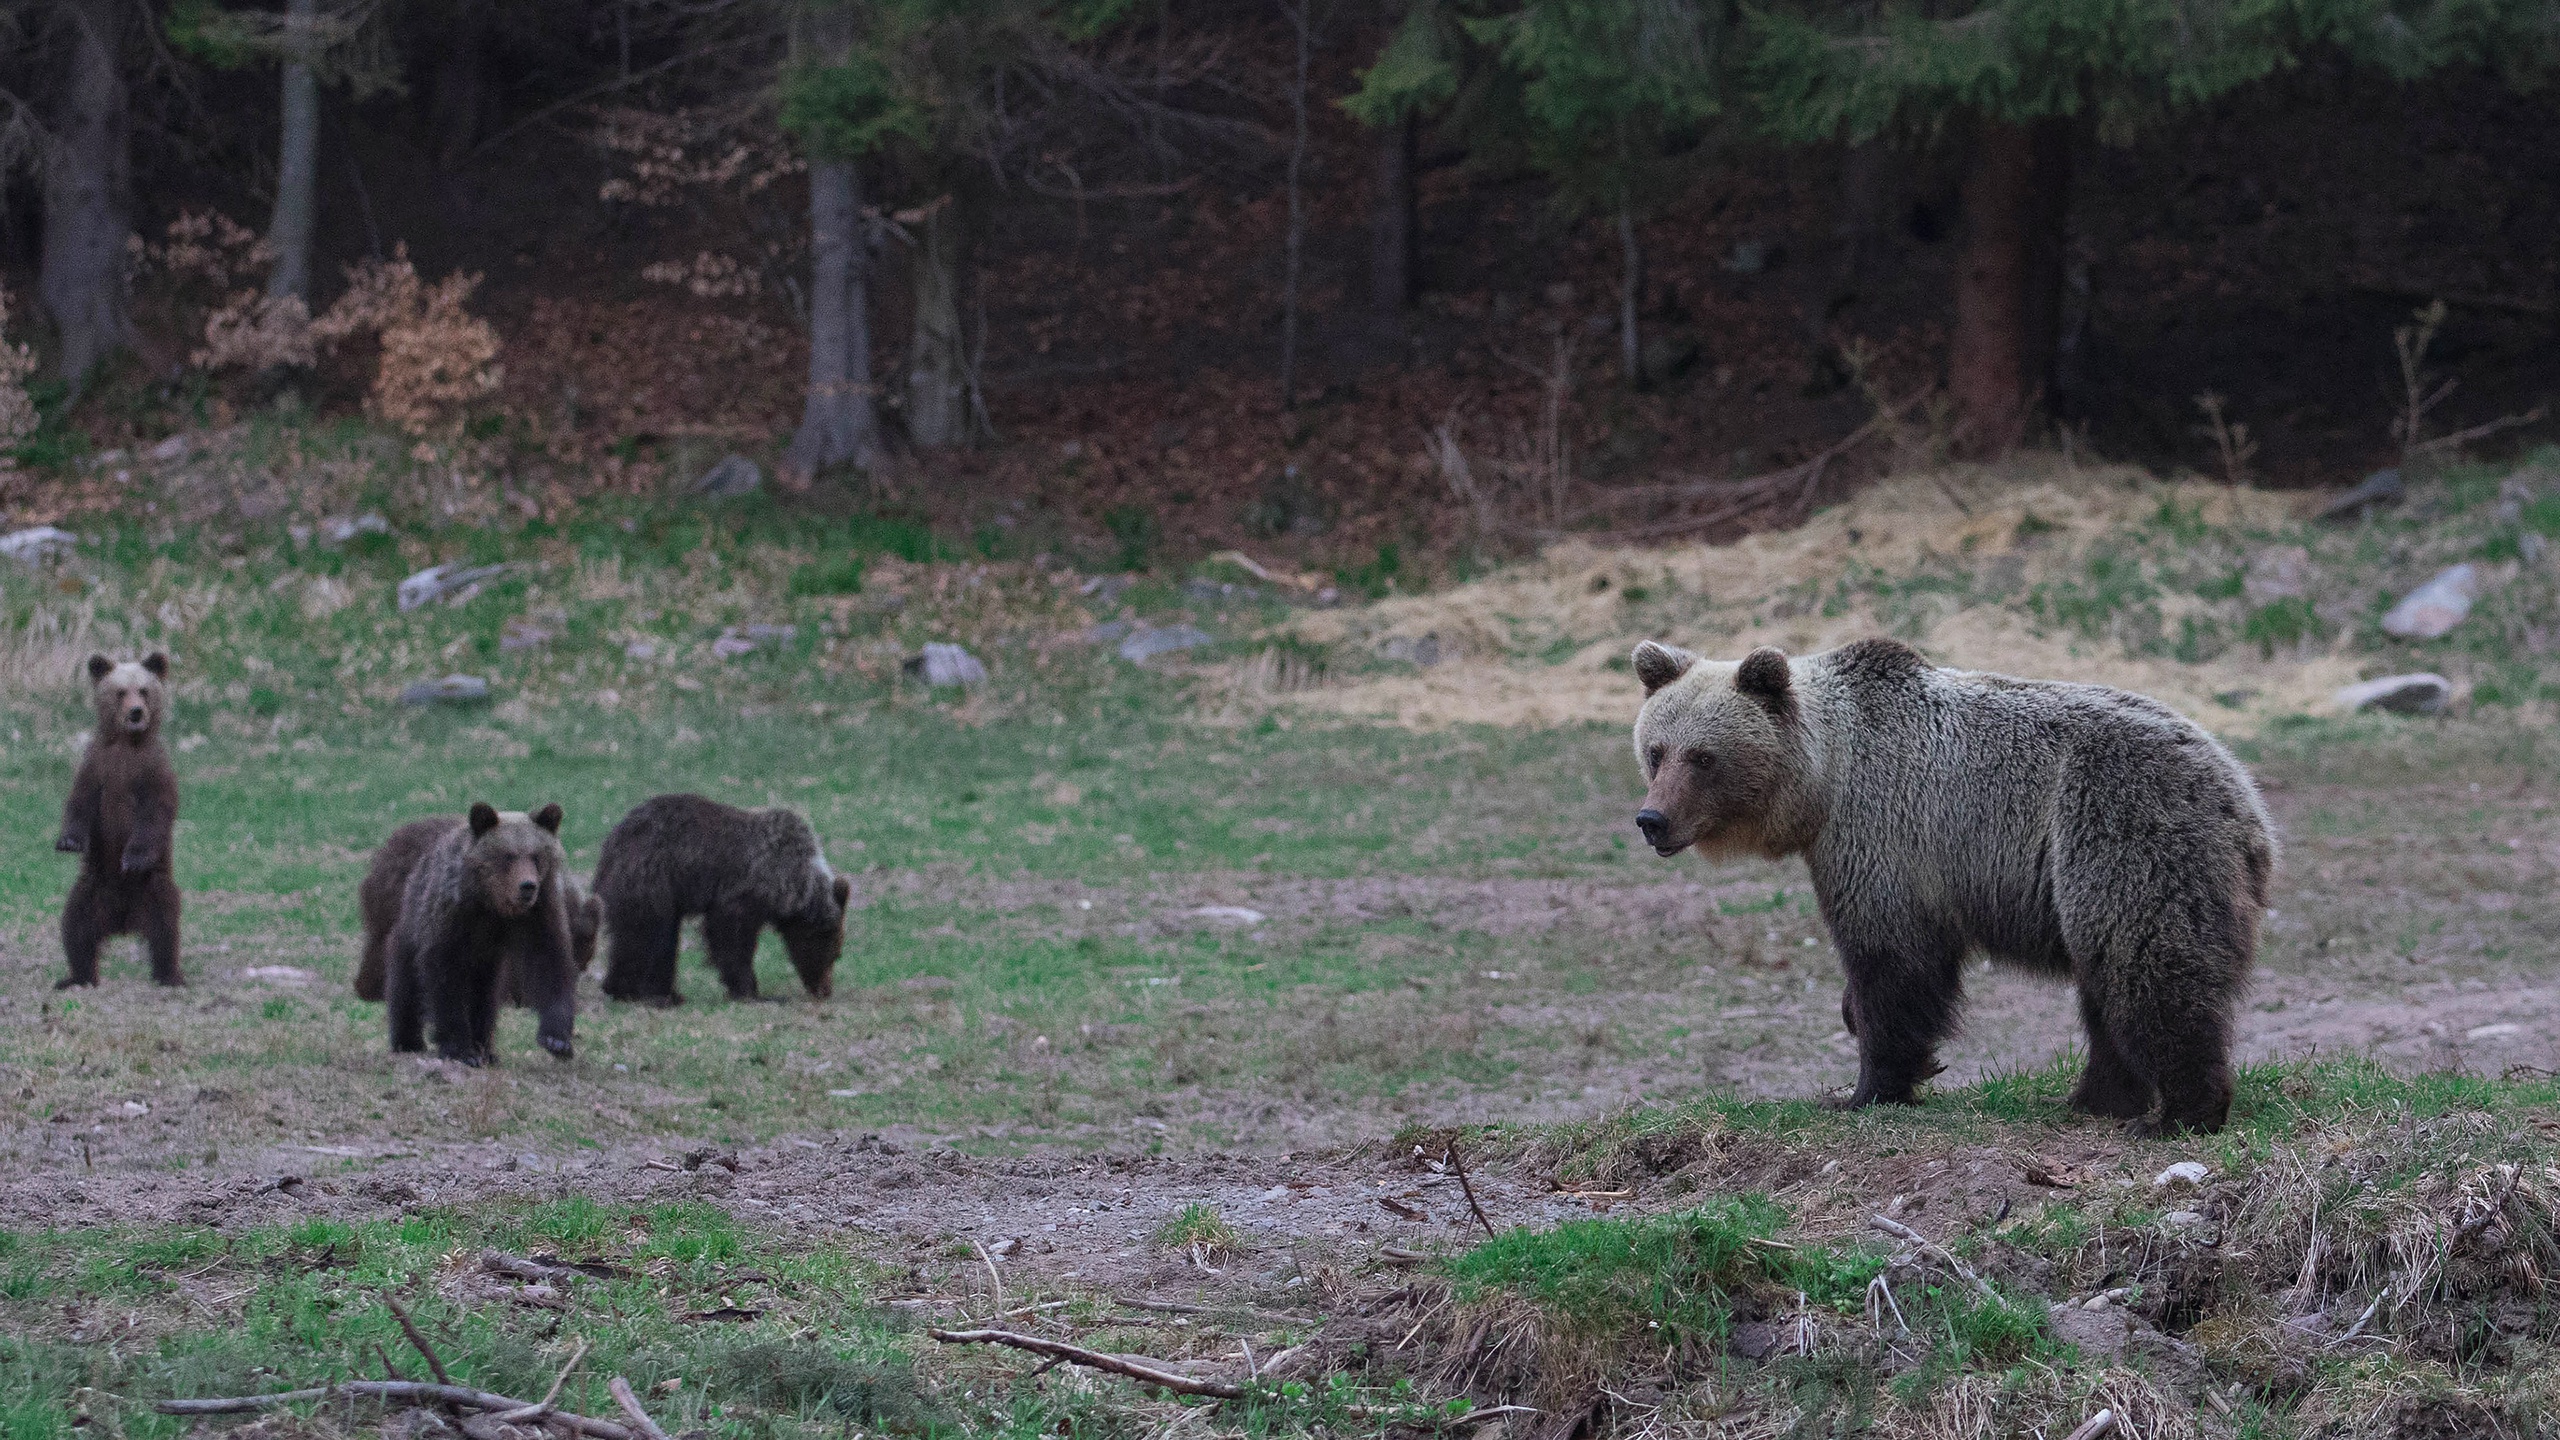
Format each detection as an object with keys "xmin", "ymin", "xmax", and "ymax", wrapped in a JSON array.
[
  {"xmin": 1736, "ymin": 647, "xmax": 1793, "ymax": 705},
  {"xmin": 831, "ymin": 873, "xmax": 853, "ymax": 912},
  {"xmin": 87, "ymin": 654, "xmax": 113, "ymax": 681},
  {"xmin": 1632, "ymin": 641, "xmax": 1699, "ymax": 696},
  {"xmin": 141, "ymin": 652, "xmax": 169, "ymax": 678},
  {"xmin": 531, "ymin": 802, "xmax": 563, "ymax": 834},
  {"xmin": 468, "ymin": 802, "xmax": 501, "ymax": 838}
]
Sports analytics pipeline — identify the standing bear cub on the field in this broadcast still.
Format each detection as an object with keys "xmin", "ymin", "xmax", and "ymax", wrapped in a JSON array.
[
  {"xmin": 56, "ymin": 653, "xmax": 184, "ymax": 988},
  {"xmin": 1631, "ymin": 637, "xmax": 2273, "ymax": 1135},
  {"xmin": 386, "ymin": 803, "xmax": 580, "ymax": 1064},
  {"xmin": 594, "ymin": 793, "xmax": 852, "ymax": 1004},
  {"xmin": 354, "ymin": 817, "xmax": 601, "ymax": 1002}
]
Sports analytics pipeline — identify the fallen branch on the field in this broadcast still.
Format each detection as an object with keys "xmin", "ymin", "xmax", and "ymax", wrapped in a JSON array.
[
  {"xmin": 609, "ymin": 1377, "xmax": 675, "ymax": 1440},
  {"xmin": 1446, "ymin": 1145, "xmax": 1498, "ymax": 1241},
  {"xmin": 158, "ymin": 1382, "xmax": 638, "ymax": 1440},
  {"xmin": 2063, "ymin": 1410, "xmax": 2117, "ymax": 1440},
  {"xmin": 383, "ymin": 1295, "xmax": 454, "ymax": 1387},
  {"xmin": 481, "ymin": 1250, "xmax": 582, "ymax": 1285},
  {"xmin": 495, "ymin": 1339, "xmax": 587, "ymax": 1423},
  {"xmin": 929, "ymin": 1327, "xmax": 1244, "ymax": 1399},
  {"xmin": 1867, "ymin": 1214, "xmax": 2001, "ymax": 1306}
]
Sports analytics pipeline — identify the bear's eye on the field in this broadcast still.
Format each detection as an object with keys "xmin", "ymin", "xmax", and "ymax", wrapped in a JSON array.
[
  {"xmin": 1644, "ymin": 745, "xmax": 1665, "ymax": 773},
  {"xmin": 1686, "ymin": 750, "xmax": 1714, "ymax": 771}
]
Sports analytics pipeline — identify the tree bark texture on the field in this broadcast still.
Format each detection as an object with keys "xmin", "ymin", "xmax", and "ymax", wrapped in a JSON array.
[
  {"xmin": 781, "ymin": 157, "xmax": 882, "ymax": 486},
  {"xmin": 1949, "ymin": 115, "xmax": 2071, "ymax": 452},
  {"xmin": 1369, "ymin": 112, "xmax": 1417, "ymax": 314},
  {"xmin": 266, "ymin": 0, "xmax": 321, "ymax": 303},
  {"xmin": 1277, "ymin": 0, "xmax": 1310, "ymax": 411},
  {"xmin": 39, "ymin": 0, "xmax": 132, "ymax": 388},
  {"xmin": 904, "ymin": 200, "xmax": 967, "ymax": 449},
  {"xmin": 430, "ymin": 2, "xmax": 488, "ymax": 170},
  {"xmin": 1617, "ymin": 198, "xmax": 1643, "ymax": 387}
]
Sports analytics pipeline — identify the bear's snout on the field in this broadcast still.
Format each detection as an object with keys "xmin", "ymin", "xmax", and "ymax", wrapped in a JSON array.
[
  {"xmin": 1636, "ymin": 808, "xmax": 1687, "ymax": 855},
  {"xmin": 516, "ymin": 877, "xmax": 540, "ymax": 906}
]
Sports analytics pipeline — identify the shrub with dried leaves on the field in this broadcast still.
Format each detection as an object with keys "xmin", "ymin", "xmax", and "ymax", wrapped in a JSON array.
[{"xmin": 309, "ymin": 247, "xmax": 504, "ymax": 434}]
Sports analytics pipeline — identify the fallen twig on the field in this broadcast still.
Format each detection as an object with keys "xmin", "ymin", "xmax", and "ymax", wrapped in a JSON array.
[
  {"xmin": 495, "ymin": 1339, "xmax": 587, "ymax": 1423},
  {"xmin": 929, "ymin": 1327, "xmax": 1245, "ymax": 1399},
  {"xmin": 383, "ymin": 1295, "xmax": 454, "ymax": 1388},
  {"xmin": 158, "ymin": 1382, "xmax": 638, "ymax": 1440},
  {"xmin": 973, "ymin": 1236, "xmax": 1006, "ymax": 1313},
  {"xmin": 1446, "ymin": 1145, "xmax": 1497, "ymax": 1241},
  {"xmin": 1868, "ymin": 1214, "xmax": 2001, "ymax": 1305},
  {"xmin": 609, "ymin": 1378, "xmax": 674, "ymax": 1440},
  {"xmin": 2063, "ymin": 1410, "xmax": 2117, "ymax": 1440},
  {"xmin": 481, "ymin": 1250, "xmax": 584, "ymax": 1285}
]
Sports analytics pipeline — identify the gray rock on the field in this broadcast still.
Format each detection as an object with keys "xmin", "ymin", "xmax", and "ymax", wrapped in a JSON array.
[
  {"xmin": 1117, "ymin": 624, "xmax": 1214, "ymax": 662},
  {"xmin": 2335, "ymin": 672, "xmax": 2451, "ymax": 715},
  {"xmin": 320, "ymin": 513, "xmax": 389, "ymax": 544},
  {"xmin": 712, "ymin": 623, "xmax": 797, "ymax": 659},
  {"xmin": 2316, "ymin": 468, "xmax": 2404, "ymax": 521},
  {"xmin": 711, "ymin": 633, "xmax": 756, "ymax": 660},
  {"xmin": 904, "ymin": 642, "xmax": 987, "ymax": 687},
  {"xmin": 2380, "ymin": 563, "xmax": 2482, "ymax": 639},
  {"xmin": 2242, "ymin": 546, "xmax": 2311, "ymax": 605},
  {"xmin": 399, "ymin": 674, "xmax": 492, "ymax": 707},
  {"xmin": 2046, "ymin": 1303, "xmax": 2136, "ymax": 1363},
  {"xmin": 689, "ymin": 454, "xmax": 762, "ymax": 497},
  {"xmin": 149, "ymin": 433, "xmax": 193, "ymax": 463},
  {"xmin": 0, "ymin": 525, "xmax": 77, "ymax": 565},
  {"xmin": 398, "ymin": 562, "xmax": 508, "ymax": 612},
  {"xmin": 1380, "ymin": 633, "xmax": 1445, "ymax": 667}
]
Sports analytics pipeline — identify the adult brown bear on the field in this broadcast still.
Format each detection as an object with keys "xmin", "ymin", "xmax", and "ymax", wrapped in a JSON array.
[
  {"xmin": 384, "ymin": 803, "xmax": 579, "ymax": 1064},
  {"xmin": 55, "ymin": 654, "xmax": 183, "ymax": 988},
  {"xmin": 1631, "ymin": 637, "xmax": 2274, "ymax": 1135}
]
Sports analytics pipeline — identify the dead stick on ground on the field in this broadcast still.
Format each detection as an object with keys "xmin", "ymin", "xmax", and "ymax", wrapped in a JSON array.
[
  {"xmin": 973, "ymin": 1237, "xmax": 1006, "ymax": 1314},
  {"xmin": 1447, "ymin": 1145, "xmax": 1497, "ymax": 1240},
  {"xmin": 1867, "ymin": 1215, "xmax": 2000, "ymax": 1305},
  {"xmin": 158, "ymin": 1382, "xmax": 637, "ymax": 1440},
  {"xmin": 609, "ymin": 1378, "xmax": 675, "ymax": 1440},
  {"xmin": 382, "ymin": 1296, "xmax": 453, "ymax": 1388},
  {"xmin": 496, "ymin": 1338, "xmax": 588, "ymax": 1422},
  {"xmin": 931, "ymin": 1328, "xmax": 1245, "ymax": 1399},
  {"xmin": 2063, "ymin": 1409, "xmax": 2117, "ymax": 1440}
]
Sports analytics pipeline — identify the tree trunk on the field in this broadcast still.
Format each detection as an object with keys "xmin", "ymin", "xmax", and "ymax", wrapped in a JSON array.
[
  {"xmin": 780, "ymin": 157, "xmax": 882, "ymax": 487},
  {"xmin": 429, "ymin": 3, "xmax": 487, "ymax": 170},
  {"xmin": 904, "ymin": 199, "xmax": 968, "ymax": 449},
  {"xmin": 38, "ymin": 0, "xmax": 131, "ymax": 389},
  {"xmin": 266, "ymin": 0, "xmax": 320, "ymax": 304},
  {"xmin": 1617, "ymin": 197, "xmax": 1643, "ymax": 387},
  {"xmin": 1368, "ymin": 112, "xmax": 1417, "ymax": 315},
  {"xmin": 1277, "ymin": 0, "xmax": 1311, "ymax": 411},
  {"xmin": 1948, "ymin": 115, "xmax": 2071, "ymax": 452}
]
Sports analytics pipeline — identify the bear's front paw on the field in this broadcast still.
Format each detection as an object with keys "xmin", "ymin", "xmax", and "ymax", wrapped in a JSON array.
[
  {"xmin": 540, "ymin": 1032, "xmax": 574, "ymax": 1061},
  {"xmin": 54, "ymin": 975, "xmax": 95, "ymax": 991},
  {"xmin": 119, "ymin": 845, "xmax": 156, "ymax": 874},
  {"xmin": 55, "ymin": 833, "xmax": 84, "ymax": 853}
]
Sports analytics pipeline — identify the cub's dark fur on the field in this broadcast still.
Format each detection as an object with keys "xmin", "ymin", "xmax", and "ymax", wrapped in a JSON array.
[
  {"xmin": 385, "ymin": 803, "xmax": 579, "ymax": 1065},
  {"xmin": 594, "ymin": 793, "xmax": 852, "ymax": 1003},
  {"xmin": 356, "ymin": 816, "xmax": 600, "ymax": 1002},
  {"xmin": 55, "ymin": 654, "xmax": 184, "ymax": 988},
  {"xmin": 1632, "ymin": 637, "xmax": 2274, "ymax": 1135}
]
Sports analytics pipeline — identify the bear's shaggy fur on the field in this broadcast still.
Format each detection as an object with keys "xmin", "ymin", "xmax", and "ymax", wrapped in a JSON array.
[
  {"xmin": 1631, "ymin": 637, "xmax": 2274, "ymax": 1135},
  {"xmin": 385, "ymin": 803, "xmax": 579, "ymax": 1064},
  {"xmin": 355, "ymin": 817, "xmax": 600, "ymax": 1002},
  {"xmin": 594, "ymin": 793, "xmax": 852, "ymax": 1003},
  {"xmin": 55, "ymin": 653, "xmax": 184, "ymax": 988}
]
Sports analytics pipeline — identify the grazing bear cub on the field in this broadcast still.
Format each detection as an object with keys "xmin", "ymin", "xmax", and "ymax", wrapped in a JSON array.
[
  {"xmin": 594, "ymin": 793, "xmax": 852, "ymax": 1003},
  {"xmin": 386, "ymin": 803, "xmax": 579, "ymax": 1065},
  {"xmin": 55, "ymin": 653, "xmax": 184, "ymax": 988},
  {"xmin": 355, "ymin": 817, "xmax": 601, "ymax": 1001},
  {"xmin": 1631, "ymin": 637, "xmax": 2273, "ymax": 1135}
]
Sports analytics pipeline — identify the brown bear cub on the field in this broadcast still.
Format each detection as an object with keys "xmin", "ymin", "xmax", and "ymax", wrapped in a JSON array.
[
  {"xmin": 594, "ymin": 793, "xmax": 852, "ymax": 1004},
  {"xmin": 55, "ymin": 653, "xmax": 184, "ymax": 989},
  {"xmin": 355, "ymin": 818, "xmax": 601, "ymax": 1001},
  {"xmin": 1631, "ymin": 637, "xmax": 2274, "ymax": 1135},
  {"xmin": 385, "ymin": 802, "xmax": 580, "ymax": 1065}
]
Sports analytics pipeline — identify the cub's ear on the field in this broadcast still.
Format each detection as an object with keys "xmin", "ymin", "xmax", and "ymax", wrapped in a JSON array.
[
  {"xmin": 831, "ymin": 873, "xmax": 854, "ymax": 911},
  {"xmin": 141, "ymin": 652, "xmax": 169, "ymax": 678},
  {"xmin": 1632, "ymin": 640, "xmax": 1699, "ymax": 696},
  {"xmin": 1736, "ymin": 647, "xmax": 1793, "ymax": 704},
  {"xmin": 468, "ymin": 802, "xmax": 501, "ymax": 838},
  {"xmin": 87, "ymin": 654, "xmax": 113, "ymax": 681},
  {"xmin": 531, "ymin": 802, "xmax": 564, "ymax": 834}
]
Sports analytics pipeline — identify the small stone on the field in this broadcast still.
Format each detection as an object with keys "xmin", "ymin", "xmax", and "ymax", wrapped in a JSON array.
[
  {"xmin": 689, "ymin": 454, "xmax": 763, "ymax": 497},
  {"xmin": 2381, "ymin": 564, "xmax": 2483, "ymax": 639},
  {"xmin": 0, "ymin": 526, "xmax": 77, "ymax": 565},
  {"xmin": 398, "ymin": 563, "xmax": 508, "ymax": 612},
  {"xmin": 120, "ymin": 1100, "xmax": 150, "ymax": 1118},
  {"xmin": 150, "ymin": 433, "xmax": 193, "ymax": 463},
  {"xmin": 2154, "ymin": 1161, "xmax": 2210, "ymax": 1188},
  {"xmin": 903, "ymin": 642, "xmax": 987, "ymax": 687},
  {"xmin": 1117, "ymin": 624, "xmax": 1215, "ymax": 662},
  {"xmin": 2242, "ymin": 546, "xmax": 2311, "ymax": 605},
  {"xmin": 2333, "ymin": 672, "xmax": 2451, "ymax": 716},
  {"xmin": 1186, "ymin": 906, "xmax": 1265, "ymax": 927},
  {"xmin": 2466, "ymin": 1023, "xmax": 2522, "ymax": 1040},
  {"xmin": 711, "ymin": 632, "xmax": 757, "ymax": 660},
  {"xmin": 1380, "ymin": 633, "xmax": 1444, "ymax": 667},
  {"xmin": 320, "ymin": 513, "xmax": 389, "ymax": 544},
  {"xmin": 625, "ymin": 640, "xmax": 658, "ymax": 661},
  {"xmin": 2316, "ymin": 467, "xmax": 2404, "ymax": 521},
  {"xmin": 399, "ymin": 674, "xmax": 492, "ymax": 707},
  {"xmin": 2162, "ymin": 1209, "xmax": 2208, "ymax": 1229},
  {"xmin": 240, "ymin": 966, "xmax": 315, "ymax": 984}
]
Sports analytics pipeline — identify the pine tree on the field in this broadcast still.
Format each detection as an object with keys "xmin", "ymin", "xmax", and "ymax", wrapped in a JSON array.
[{"xmin": 1750, "ymin": 0, "xmax": 2347, "ymax": 448}]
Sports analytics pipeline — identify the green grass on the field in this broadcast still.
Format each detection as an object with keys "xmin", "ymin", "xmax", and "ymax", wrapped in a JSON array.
[{"xmin": 1443, "ymin": 1196, "xmax": 1799, "ymax": 1344}]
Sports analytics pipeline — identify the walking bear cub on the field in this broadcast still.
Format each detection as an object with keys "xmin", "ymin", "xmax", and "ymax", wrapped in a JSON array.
[
  {"xmin": 355, "ymin": 818, "xmax": 601, "ymax": 1002},
  {"xmin": 595, "ymin": 793, "xmax": 852, "ymax": 1003},
  {"xmin": 385, "ymin": 802, "xmax": 580, "ymax": 1065},
  {"xmin": 56, "ymin": 653, "xmax": 183, "ymax": 988},
  {"xmin": 1631, "ymin": 637, "xmax": 2274, "ymax": 1135}
]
